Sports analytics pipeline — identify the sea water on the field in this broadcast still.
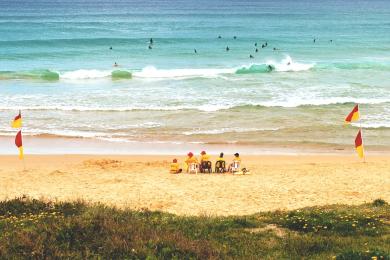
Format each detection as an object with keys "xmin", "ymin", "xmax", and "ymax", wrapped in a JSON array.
[{"xmin": 0, "ymin": 0, "xmax": 389, "ymax": 151}]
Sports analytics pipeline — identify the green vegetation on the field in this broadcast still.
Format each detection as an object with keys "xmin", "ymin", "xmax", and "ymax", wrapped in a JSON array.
[{"xmin": 0, "ymin": 198, "xmax": 389, "ymax": 259}]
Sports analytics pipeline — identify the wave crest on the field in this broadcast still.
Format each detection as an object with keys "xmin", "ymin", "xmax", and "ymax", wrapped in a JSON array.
[
  {"xmin": 1, "ymin": 56, "xmax": 388, "ymax": 82},
  {"xmin": 133, "ymin": 66, "xmax": 235, "ymax": 79},
  {"xmin": 270, "ymin": 56, "xmax": 315, "ymax": 72}
]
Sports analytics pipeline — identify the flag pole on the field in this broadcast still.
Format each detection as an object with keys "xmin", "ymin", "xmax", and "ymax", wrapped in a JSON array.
[
  {"xmin": 22, "ymin": 156, "xmax": 26, "ymax": 171},
  {"xmin": 360, "ymin": 126, "xmax": 366, "ymax": 163},
  {"xmin": 358, "ymin": 104, "xmax": 366, "ymax": 163}
]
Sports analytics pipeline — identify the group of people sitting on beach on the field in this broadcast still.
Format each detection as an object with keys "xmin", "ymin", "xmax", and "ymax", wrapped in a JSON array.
[{"xmin": 170, "ymin": 151, "xmax": 249, "ymax": 174}]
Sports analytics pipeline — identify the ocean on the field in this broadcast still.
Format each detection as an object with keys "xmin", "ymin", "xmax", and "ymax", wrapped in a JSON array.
[{"xmin": 1, "ymin": 0, "xmax": 390, "ymax": 152}]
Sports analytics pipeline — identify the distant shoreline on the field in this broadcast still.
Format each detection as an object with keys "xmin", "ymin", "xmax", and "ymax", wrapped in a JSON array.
[{"xmin": 0, "ymin": 135, "xmax": 390, "ymax": 155}]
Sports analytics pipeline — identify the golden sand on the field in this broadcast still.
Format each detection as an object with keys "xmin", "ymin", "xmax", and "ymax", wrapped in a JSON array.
[{"xmin": 0, "ymin": 154, "xmax": 389, "ymax": 216}]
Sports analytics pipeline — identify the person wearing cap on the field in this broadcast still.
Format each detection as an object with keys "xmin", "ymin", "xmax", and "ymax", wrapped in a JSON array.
[
  {"xmin": 199, "ymin": 151, "xmax": 211, "ymax": 172},
  {"xmin": 185, "ymin": 152, "xmax": 198, "ymax": 172},
  {"xmin": 170, "ymin": 158, "xmax": 182, "ymax": 174},
  {"xmin": 233, "ymin": 153, "xmax": 241, "ymax": 162},
  {"xmin": 200, "ymin": 151, "xmax": 210, "ymax": 163}
]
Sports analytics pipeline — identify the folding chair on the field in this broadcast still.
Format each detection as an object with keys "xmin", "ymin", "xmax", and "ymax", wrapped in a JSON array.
[
  {"xmin": 201, "ymin": 161, "xmax": 212, "ymax": 173},
  {"xmin": 231, "ymin": 160, "xmax": 240, "ymax": 173},
  {"xmin": 188, "ymin": 162, "xmax": 198, "ymax": 174},
  {"xmin": 215, "ymin": 161, "xmax": 226, "ymax": 173}
]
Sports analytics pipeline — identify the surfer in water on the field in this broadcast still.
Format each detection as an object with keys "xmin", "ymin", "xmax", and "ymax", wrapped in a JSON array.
[
  {"xmin": 113, "ymin": 62, "xmax": 118, "ymax": 67},
  {"xmin": 249, "ymin": 54, "xmax": 254, "ymax": 59},
  {"xmin": 267, "ymin": 65, "xmax": 273, "ymax": 71}
]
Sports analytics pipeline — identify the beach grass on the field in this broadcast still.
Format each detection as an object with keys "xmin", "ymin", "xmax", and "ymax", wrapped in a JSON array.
[{"xmin": 0, "ymin": 198, "xmax": 389, "ymax": 259}]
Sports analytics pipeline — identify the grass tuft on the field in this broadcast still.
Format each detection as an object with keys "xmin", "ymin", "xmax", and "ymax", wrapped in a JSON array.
[
  {"xmin": 272, "ymin": 206, "xmax": 385, "ymax": 236},
  {"xmin": 336, "ymin": 249, "xmax": 390, "ymax": 260},
  {"xmin": 373, "ymin": 199, "xmax": 388, "ymax": 207}
]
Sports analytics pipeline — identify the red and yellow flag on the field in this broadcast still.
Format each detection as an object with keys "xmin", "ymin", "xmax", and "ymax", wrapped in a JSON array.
[
  {"xmin": 345, "ymin": 104, "xmax": 359, "ymax": 123},
  {"xmin": 15, "ymin": 130, "xmax": 24, "ymax": 159},
  {"xmin": 355, "ymin": 129, "xmax": 364, "ymax": 159},
  {"xmin": 11, "ymin": 110, "xmax": 22, "ymax": 128}
]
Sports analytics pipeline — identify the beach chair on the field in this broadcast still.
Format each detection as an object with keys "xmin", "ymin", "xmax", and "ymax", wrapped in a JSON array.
[
  {"xmin": 231, "ymin": 160, "xmax": 240, "ymax": 173},
  {"xmin": 215, "ymin": 161, "xmax": 226, "ymax": 173},
  {"xmin": 201, "ymin": 161, "xmax": 212, "ymax": 173},
  {"xmin": 188, "ymin": 163, "xmax": 198, "ymax": 174}
]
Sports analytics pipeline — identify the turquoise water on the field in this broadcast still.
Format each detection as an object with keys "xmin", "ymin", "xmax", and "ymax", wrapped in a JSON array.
[{"xmin": 1, "ymin": 0, "xmax": 390, "ymax": 149}]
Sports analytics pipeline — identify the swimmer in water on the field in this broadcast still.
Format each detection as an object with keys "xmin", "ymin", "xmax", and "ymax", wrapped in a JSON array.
[
  {"xmin": 255, "ymin": 48, "xmax": 258, "ymax": 52},
  {"xmin": 233, "ymin": 36, "xmax": 237, "ymax": 39},
  {"xmin": 194, "ymin": 49, "xmax": 197, "ymax": 54},
  {"xmin": 262, "ymin": 44, "xmax": 265, "ymax": 48},
  {"xmin": 255, "ymin": 42, "xmax": 257, "ymax": 47},
  {"xmin": 148, "ymin": 45, "xmax": 152, "ymax": 49},
  {"xmin": 113, "ymin": 62, "xmax": 118, "ymax": 67},
  {"xmin": 265, "ymin": 42, "xmax": 268, "ymax": 47},
  {"xmin": 313, "ymin": 38, "xmax": 316, "ymax": 43},
  {"xmin": 218, "ymin": 35, "xmax": 222, "ymax": 39},
  {"xmin": 109, "ymin": 46, "xmax": 112, "ymax": 50},
  {"xmin": 226, "ymin": 46, "xmax": 230, "ymax": 51},
  {"xmin": 249, "ymin": 54, "xmax": 254, "ymax": 59},
  {"xmin": 150, "ymin": 38, "xmax": 153, "ymax": 45},
  {"xmin": 268, "ymin": 65, "xmax": 273, "ymax": 71}
]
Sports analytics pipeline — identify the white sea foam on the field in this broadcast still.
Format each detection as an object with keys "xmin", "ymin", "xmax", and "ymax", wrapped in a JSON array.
[
  {"xmin": 49, "ymin": 56, "xmax": 313, "ymax": 81},
  {"xmin": 351, "ymin": 122, "xmax": 390, "ymax": 129},
  {"xmin": 183, "ymin": 127, "xmax": 280, "ymax": 135},
  {"xmin": 60, "ymin": 69, "xmax": 112, "ymax": 80},
  {"xmin": 1, "ymin": 96, "xmax": 390, "ymax": 113},
  {"xmin": 0, "ymin": 129, "xmax": 108, "ymax": 138},
  {"xmin": 266, "ymin": 55, "xmax": 314, "ymax": 72},
  {"xmin": 133, "ymin": 66, "xmax": 235, "ymax": 79},
  {"xmin": 258, "ymin": 97, "xmax": 390, "ymax": 108}
]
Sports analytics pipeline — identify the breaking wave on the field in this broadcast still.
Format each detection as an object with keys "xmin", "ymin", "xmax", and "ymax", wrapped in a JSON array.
[
  {"xmin": 0, "ymin": 56, "xmax": 314, "ymax": 81},
  {"xmin": 0, "ymin": 69, "xmax": 132, "ymax": 81},
  {"xmin": 1, "ymin": 57, "xmax": 389, "ymax": 82},
  {"xmin": 133, "ymin": 66, "xmax": 235, "ymax": 78}
]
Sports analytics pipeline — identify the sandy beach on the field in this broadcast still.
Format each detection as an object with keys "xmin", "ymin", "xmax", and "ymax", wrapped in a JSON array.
[{"xmin": 1, "ymin": 154, "xmax": 389, "ymax": 216}]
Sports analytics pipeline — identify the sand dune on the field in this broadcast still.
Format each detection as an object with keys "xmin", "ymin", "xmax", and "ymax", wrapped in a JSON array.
[{"xmin": 0, "ymin": 154, "xmax": 389, "ymax": 216}]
